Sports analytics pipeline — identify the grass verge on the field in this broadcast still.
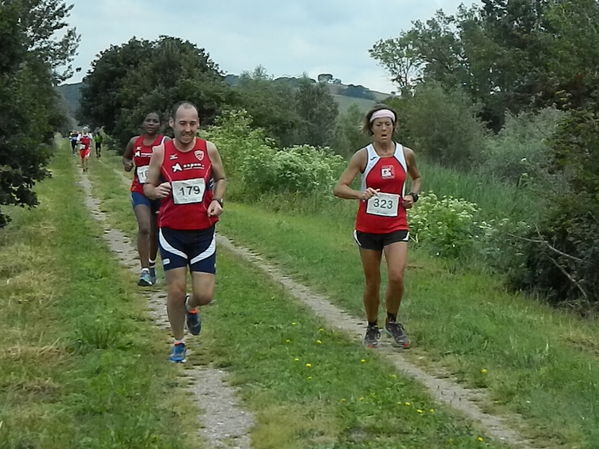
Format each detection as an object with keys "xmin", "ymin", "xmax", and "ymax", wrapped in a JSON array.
[
  {"xmin": 0, "ymin": 145, "xmax": 200, "ymax": 449},
  {"xmin": 98, "ymin": 144, "xmax": 599, "ymax": 448},
  {"xmin": 90, "ymin": 146, "xmax": 514, "ymax": 448}
]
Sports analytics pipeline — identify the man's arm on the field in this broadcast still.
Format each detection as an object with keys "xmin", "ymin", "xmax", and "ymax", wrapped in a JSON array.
[
  {"xmin": 143, "ymin": 145, "xmax": 171, "ymax": 200},
  {"xmin": 206, "ymin": 141, "xmax": 226, "ymax": 217}
]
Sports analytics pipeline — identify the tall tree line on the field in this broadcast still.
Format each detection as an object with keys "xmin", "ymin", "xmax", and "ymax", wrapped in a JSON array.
[
  {"xmin": 0, "ymin": 0, "xmax": 79, "ymax": 227},
  {"xmin": 79, "ymin": 43, "xmax": 339, "ymax": 152}
]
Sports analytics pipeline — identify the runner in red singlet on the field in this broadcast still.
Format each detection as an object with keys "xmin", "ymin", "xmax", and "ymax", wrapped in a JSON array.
[
  {"xmin": 79, "ymin": 128, "xmax": 92, "ymax": 172},
  {"xmin": 334, "ymin": 104, "xmax": 422, "ymax": 349},
  {"xmin": 144, "ymin": 102, "xmax": 226, "ymax": 363},
  {"xmin": 122, "ymin": 112, "xmax": 168, "ymax": 286}
]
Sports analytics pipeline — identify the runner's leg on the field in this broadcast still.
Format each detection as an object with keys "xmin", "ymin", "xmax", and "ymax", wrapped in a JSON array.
[
  {"xmin": 189, "ymin": 272, "xmax": 215, "ymax": 308},
  {"xmin": 165, "ymin": 267, "xmax": 187, "ymax": 340},
  {"xmin": 133, "ymin": 204, "xmax": 152, "ymax": 270},
  {"xmin": 359, "ymin": 248, "xmax": 383, "ymax": 323},
  {"xmin": 383, "ymin": 241, "xmax": 408, "ymax": 316}
]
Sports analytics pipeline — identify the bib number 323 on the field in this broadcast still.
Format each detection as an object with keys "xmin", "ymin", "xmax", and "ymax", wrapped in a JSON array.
[
  {"xmin": 366, "ymin": 192, "xmax": 400, "ymax": 217},
  {"xmin": 172, "ymin": 178, "xmax": 205, "ymax": 204}
]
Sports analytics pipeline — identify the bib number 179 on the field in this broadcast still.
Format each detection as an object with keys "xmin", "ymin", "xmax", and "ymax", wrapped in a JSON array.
[{"xmin": 171, "ymin": 178, "xmax": 205, "ymax": 204}]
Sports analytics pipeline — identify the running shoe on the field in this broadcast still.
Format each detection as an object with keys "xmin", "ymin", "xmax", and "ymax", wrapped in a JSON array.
[
  {"xmin": 185, "ymin": 295, "xmax": 202, "ymax": 336},
  {"xmin": 169, "ymin": 342, "xmax": 186, "ymax": 363},
  {"xmin": 363, "ymin": 325, "xmax": 381, "ymax": 348},
  {"xmin": 385, "ymin": 321, "xmax": 411, "ymax": 349},
  {"xmin": 138, "ymin": 269, "xmax": 152, "ymax": 286},
  {"xmin": 149, "ymin": 267, "xmax": 157, "ymax": 285}
]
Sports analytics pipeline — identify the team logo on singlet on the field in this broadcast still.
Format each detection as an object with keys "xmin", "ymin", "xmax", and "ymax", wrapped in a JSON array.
[
  {"xmin": 381, "ymin": 165, "xmax": 395, "ymax": 179},
  {"xmin": 194, "ymin": 150, "xmax": 204, "ymax": 161},
  {"xmin": 169, "ymin": 154, "xmax": 178, "ymax": 160},
  {"xmin": 172, "ymin": 163, "xmax": 183, "ymax": 173}
]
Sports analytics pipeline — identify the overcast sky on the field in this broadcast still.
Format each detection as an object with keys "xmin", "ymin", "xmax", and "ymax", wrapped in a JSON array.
[{"xmin": 63, "ymin": 0, "xmax": 480, "ymax": 93}]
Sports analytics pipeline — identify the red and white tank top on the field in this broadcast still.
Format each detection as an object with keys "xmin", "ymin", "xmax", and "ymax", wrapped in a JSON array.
[
  {"xmin": 130, "ymin": 134, "xmax": 165, "ymax": 194},
  {"xmin": 159, "ymin": 138, "xmax": 218, "ymax": 231},
  {"xmin": 79, "ymin": 135, "xmax": 92, "ymax": 151},
  {"xmin": 355, "ymin": 143, "xmax": 408, "ymax": 234}
]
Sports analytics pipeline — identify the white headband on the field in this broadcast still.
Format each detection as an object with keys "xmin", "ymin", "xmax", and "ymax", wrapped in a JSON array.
[{"xmin": 369, "ymin": 109, "xmax": 395, "ymax": 123}]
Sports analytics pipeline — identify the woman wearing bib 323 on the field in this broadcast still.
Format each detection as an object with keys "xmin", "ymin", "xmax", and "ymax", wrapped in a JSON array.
[
  {"xmin": 334, "ymin": 105, "xmax": 421, "ymax": 349},
  {"xmin": 122, "ymin": 112, "xmax": 168, "ymax": 286}
]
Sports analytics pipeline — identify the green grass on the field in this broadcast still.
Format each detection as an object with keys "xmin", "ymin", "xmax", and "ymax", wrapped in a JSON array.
[
  {"xmin": 416, "ymin": 161, "xmax": 539, "ymax": 222},
  {"xmin": 89, "ymin": 146, "xmax": 516, "ymax": 448},
  {"xmin": 0, "ymin": 145, "xmax": 200, "ymax": 449},
  {"xmin": 219, "ymin": 201, "xmax": 599, "ymax": 448},
  {"xmin": 92, "ymin": 146, "xmax": 599, "ymax": 448}
]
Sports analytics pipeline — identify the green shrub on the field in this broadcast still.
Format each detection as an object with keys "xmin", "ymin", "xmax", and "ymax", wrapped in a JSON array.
[
  {"xmin": 206, "ymin": 109, "xmax": 345, "ymax": 198},
  {"xmin": 511, "ymin": 107, "xmax": 599, "ymax": 308},
  {"xmin": 241, "ymin": 144, "xmax": 344, "ymax": 195},
  {"xmin": 480, "ymin": 108, "xmax": 565, "ymax": 184},
  {"xmin": 409, "ymin": 192, "xmax": 484, "ymax": 258},
  {"xmin": 388, "ymin": 82, "xmax": 488, "ymax": 169}
]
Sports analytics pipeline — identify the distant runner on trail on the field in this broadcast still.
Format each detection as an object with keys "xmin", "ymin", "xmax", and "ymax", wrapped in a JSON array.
[
  {"xmin": 144, "ymin": 101, "xmax": 226, "ymax": 363},
  {"xmin": 334, "ymin": 104, "xmax": 422, "ymax": 349},
  {"xmin": 122, "ymin": 112, "xmax": 167, "ymax": 287},
  {"xmin": 93, "ymin": 129, "xmax": 103, "ymax": 158},
  {"xmin": 69, "ymin": 130, "xmax": 79, "ymax": 155},
  {"xmin": 78, "ymin": 128, "xmax": 92, "ymax": 172}
]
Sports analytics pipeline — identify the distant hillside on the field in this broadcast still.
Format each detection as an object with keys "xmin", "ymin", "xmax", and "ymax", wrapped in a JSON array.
[
  {"xmin": 225, "ymin": 74, "xmax": 391, "ymax": 114},
  {"xmin": 57, "ymin": 82, "xmax": 82, "ymax": 118},
  {"xmin": 58, "ymin": 76, "xmax": 392, "ymax": 120}
]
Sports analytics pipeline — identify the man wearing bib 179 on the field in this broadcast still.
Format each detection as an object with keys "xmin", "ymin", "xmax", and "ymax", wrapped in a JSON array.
[
  {"xmin": 144, "ymin": 101, "xmax": 226, "ymax": 363},
  {"xmin": 334, "ymin": 104, "xmax": 421, "ymax": 349}
]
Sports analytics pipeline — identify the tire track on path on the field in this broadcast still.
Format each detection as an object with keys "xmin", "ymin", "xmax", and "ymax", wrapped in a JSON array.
[
  {"xmin": 78, "ymin": 163, "xmax": 254, "ymax": 449},
  {"xmin": 102, "ymin": 157, "xmax": 537, "ymax": 449}
]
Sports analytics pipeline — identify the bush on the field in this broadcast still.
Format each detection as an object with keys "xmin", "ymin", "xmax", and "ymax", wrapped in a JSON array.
[
  {"xmin": 409, "ymin": 192, "xmax": 484, "ymax": 258},
  {"xmin": 240, "ymin": 144, "xmax": 344, "ymax": 195},
  {"xmin": 480, "ymin": 108, "xmax": 565, "ymax": 184},
  {"xmin": 206, "ymin": 109, "xmax": 344, "ymax": 198},
  {"xmin": 205, "ymin": 109, "xmax": 276, "ymax": 179},
  {"xmin": 388, "ymin": 82, "xmax": 488, "ymax": 169},
  {"xmin": 510, "ymin": 107, "xmax": 599, "ymax": 309}
]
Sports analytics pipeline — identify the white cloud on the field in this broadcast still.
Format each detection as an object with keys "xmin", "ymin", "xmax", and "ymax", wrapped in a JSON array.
[{"xmin": 64, "ymin": 0, "xmax": 479, "ymax": 93}]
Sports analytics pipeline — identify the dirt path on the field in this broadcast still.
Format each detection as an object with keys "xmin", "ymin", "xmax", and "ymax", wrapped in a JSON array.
[
  {"xmin": 78, "ymin": 168, "xmax": 254, "ymax": 449},
  {"xmin": 217, "ymin": 236, "xmax": 538, "ymax": 449},
  {"xmin": 103, "ymin": 159, "xmax": 537, "ymax": 449}
]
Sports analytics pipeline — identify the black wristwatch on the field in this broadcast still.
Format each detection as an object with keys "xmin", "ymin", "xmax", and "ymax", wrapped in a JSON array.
[
  {"xmin": 408, "ymin": 192, "xmax": 419, "ymax": 203},
  {"xmin": 213, "ymin": 198, "xmax": 224, "ymax": 207}
]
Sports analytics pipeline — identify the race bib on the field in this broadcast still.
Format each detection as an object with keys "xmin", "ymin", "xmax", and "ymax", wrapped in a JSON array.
[
  {"xmin": 136, "ymin": 166, "xmax": 149, "ymax": 184},
  {"xmin": 366, "ymin": 192, "xmax": 400, "ymax": 217},
  {"xmin": 172, "ymin": 178, "xmax": 206, "ymax": 205}
]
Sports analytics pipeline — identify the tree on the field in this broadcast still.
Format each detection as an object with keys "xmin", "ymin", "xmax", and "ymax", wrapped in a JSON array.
[
  {"xmin": 317, "ymin": 73, "xmax": 333, "ymax": 83},
  {"xmin": 0, "ymin": 0, "xmax": 79, "ymax": 227},
  {"xmin": 232, "ymin": 66, "xmax": 301, "ymax": 147},
  {"xmin": 333, "ymin": 104, "xmax": 371, "ymax": 158},
  {"xmin": 78, "ymin": 37, "xmax": 153, "ymax": 138},
  {"xmin": 390, "ymin": 82, "xmax": 487, "ymax": 168},
  {"xmin": 295, "ymin": 77, "xmax": 339, "ymax": 147},
  {"xmin": 370, "ymin": 2, "xmax": 553, "ymax": 130},
  {"xmin": 80, "ymin": 36, "xmax": 230, "ymax": 150}
]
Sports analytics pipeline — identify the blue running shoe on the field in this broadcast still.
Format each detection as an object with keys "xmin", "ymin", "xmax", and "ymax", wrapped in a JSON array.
[
  {"xmin": 149, "ymin": 267, "xmax": 156, "ymax": 285},
  {"xmin": 138, "ymin": 269, "xmax": 152, "ymax": 286},
  {"xmin": 185, "ymin": 295, "xmax": 202, "ymax": 336},
  {"xmin": 169, "ymin": 342, "xmax": 186, "ymax": 363}
]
